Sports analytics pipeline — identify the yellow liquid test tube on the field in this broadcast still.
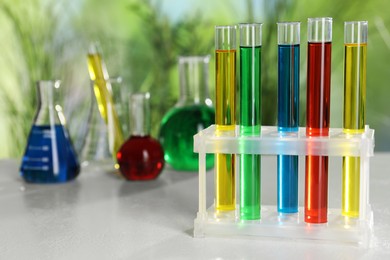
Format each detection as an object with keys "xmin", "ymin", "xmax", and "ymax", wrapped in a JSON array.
[
  {"xmin": 342, "ymin": 21, "xmax": 368, "ymax": 217},
  {"xmin": 87, "ymin": 45, "xmax": 124, "ymax": 159},
  {"xmin": 215, "ymin": 26, "xmax": 237, "ymax": 212}
]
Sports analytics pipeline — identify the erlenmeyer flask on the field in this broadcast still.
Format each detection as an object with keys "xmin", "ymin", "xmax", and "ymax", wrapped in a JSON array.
[
  {"xmin": 159, "ymin": 56, "xmax": 215, "ymax": 171},
  {"xmin": 80, "ymin": 80, "xmax": 111, "ymax": 164},
  {"xmin": 81, "ymin": 77, "xmax": 126, "ymax": 166},
  {"xmin": 20, "ymin": 80, "xmax": 80, "ymax": 183}
]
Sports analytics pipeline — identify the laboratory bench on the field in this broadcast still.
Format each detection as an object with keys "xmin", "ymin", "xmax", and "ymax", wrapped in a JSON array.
[{"xmin": 1, "ymin": 154, "xmax": 390, "ymax": 259}]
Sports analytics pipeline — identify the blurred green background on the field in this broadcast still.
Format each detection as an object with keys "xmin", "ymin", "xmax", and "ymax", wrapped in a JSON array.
[{"xmin": 0, "ymin": 0, "xmax": 389, "ymax": 158}]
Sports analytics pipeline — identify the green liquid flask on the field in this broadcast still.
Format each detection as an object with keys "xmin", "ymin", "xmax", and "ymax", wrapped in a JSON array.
[{"xmin": 159, "ymin": 56, "xmax": 215, "ymax": 171}]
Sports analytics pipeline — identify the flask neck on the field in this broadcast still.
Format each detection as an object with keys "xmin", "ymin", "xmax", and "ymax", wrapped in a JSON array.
[
  {"xmin": 130, "ymin": 93, "xmax": 150, "ymax": 137},
  {"xmin": 177, "ymin": 56, "xmax": 212, "ymax": 107},
  {"xmin": 38, "ymin": 80, "xmax": 58, "ymax": 107},
  {"xmin": 35, "ymin": 80, "xmax": 64, "ymax": 126}
]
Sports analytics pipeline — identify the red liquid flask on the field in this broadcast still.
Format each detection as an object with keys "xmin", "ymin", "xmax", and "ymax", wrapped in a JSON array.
[{"xmin": 117, "ymin": 93, "xmax": 164, "ymax": 180}]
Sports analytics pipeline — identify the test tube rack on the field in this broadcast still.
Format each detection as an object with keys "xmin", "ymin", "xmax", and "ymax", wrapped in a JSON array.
[{"xmin": 193, "ymin": 125, "xmax": 374, "ymax": 247}]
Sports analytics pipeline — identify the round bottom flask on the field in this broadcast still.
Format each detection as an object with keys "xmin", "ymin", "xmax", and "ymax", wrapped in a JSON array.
[
  {"xmin": 117, "ymin": 93, "xmax": 164, "ymax": 180},
  {"xmin": 159, "ymin": 56, "xmax": 215, "ymax": 171}
]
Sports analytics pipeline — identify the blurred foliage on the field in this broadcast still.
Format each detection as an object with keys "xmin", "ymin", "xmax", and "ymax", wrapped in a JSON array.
[
  {"xmin": 0, "ymin": 0, "xmax": 390, "ymax": 158},
  {"xmin": 0, "ymin": 0, "xmax": 64, "ymax": 157},
  {"xmin": 125, "ymin": 0, "xmax": 215, "ymax": 135}
]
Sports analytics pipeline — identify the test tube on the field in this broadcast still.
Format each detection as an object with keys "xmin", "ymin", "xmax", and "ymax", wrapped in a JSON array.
[
  {"xmin": 305, "ymin": 17, "xmax": 332, "ymax": 223},
  {"xmin": 215, "ymin": 25, "xmax": 237, "ymax": 212},
  {"xmin": 277, "ymin": 22, "xmax": 300, "ymax": 214},
  {"xmin": 239, "ymin": 23, "xmax": 262, "ymax": 220},
  {"xmin": 342, "ymin": 21, "xmax": 368, "ymax": 217}
]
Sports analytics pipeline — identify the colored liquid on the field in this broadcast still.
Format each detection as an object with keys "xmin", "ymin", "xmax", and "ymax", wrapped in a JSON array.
[
  {"xmin": 215, "ymin": 49, "xmax": 236, "ymax": 211},
  {"xmin": 215, "ymin": 50, "xmax": 236, "ymax": 126},
  {"xmin": 342, "ymin": 156, "xmax": 360, "ymax": 217},
  {"xmin": 20, "ymin": 125, "xmax": 80, "ymax": 183},
  {"xmin": 277, "ymin": 44, "xmax": 300, "ymax": 213},
  {"xmin": 305, "ymin": 42, "xmax": 331, "ymax": 223},
  {"xmin": 305, "ymin": 156, "xmax": 328, "ymax": 223},
  {"xmin": 87, "ymin": 53, "xmax": 124, "ymax": 157},
  {"xmin": 277, "ymin": 156, "xmax": 298, "ymax": 213},
  {"xmin": 240, "ymin": 154, "xmax": 260, "ymax": 219},
  {"xmin": 240, "ymin": 46, "xmax": 261, "ymax": 220},
  {"xmin": 342, "ymin": 43, "xmax": 367, "ymax": 217},
  {"xmin": 278, "ymin": 44, "xmax": 300, "ymax": 131},
  {"xmin": 343, "ymin": 44, "xmax": 366, "ymax": 133},
  {"xmin": 306, "ymin": 42, "xmax": 331, "ymax": 136},
  {"xmin": 117, "ymin": 135, "xmax": 164, "ymax": 180},
  {"xmin": 159, "ymin": 104, "xmax": 215, "ymax": 171}
]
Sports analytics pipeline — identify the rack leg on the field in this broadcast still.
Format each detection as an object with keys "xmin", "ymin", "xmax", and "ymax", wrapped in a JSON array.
[{"xmin": 198, "ymin": 149, "xmax": 207, "ymax": 219}]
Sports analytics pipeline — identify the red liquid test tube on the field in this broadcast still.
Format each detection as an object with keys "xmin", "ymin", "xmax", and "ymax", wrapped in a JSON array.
[{"xmin": 305, "ymin": 17, "xmax": 332, "ymax": 224}]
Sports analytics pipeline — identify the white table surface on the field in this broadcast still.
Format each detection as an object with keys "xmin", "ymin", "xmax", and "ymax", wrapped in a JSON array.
[{"xmin": 1, "ymin": 154, "xmax": 390, "ymax": 259}]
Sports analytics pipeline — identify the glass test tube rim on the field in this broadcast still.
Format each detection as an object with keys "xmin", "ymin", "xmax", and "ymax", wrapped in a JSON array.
[
  {"xmin": 307, "ymin": 17, "xmax": 332, "ymax": 43},
  {"xmin": 344, "ymin": 21, "xmax": 368, "ymax": 44},
  {"xmin": 238, "ymin": 22, "xmax": 263, "ymax": 28},
  {"xmin": 277, "ymin": 21, "xmax": 300, "ymax": 45},
  {"xmin": 276, "ymin": 21, "xmax": 301, "ymax": 25},
  {"xmin": 215, "ymin": 25, "xmax": 237, "ymax": 29},
  {"xmin": 215, "ymin": 25, "xmax": 237, "ymax": 50},
  {"xmin": 344, "ymin": 20, "xmax": 368, "ymax": 25},
  {"xmin": 178, "ymin": 55, "xmax": 210, "ymax": 64},
  {"xmin": 88, "ymin": 42, "xmax": 103, "ymax": 54},
  {"xmin": 239, "ymin": 23, "xmax": 262, "ymax": 47},
  {"xmin": 307, "ymin": 17, "xmax": 333, "ymax": 22}
]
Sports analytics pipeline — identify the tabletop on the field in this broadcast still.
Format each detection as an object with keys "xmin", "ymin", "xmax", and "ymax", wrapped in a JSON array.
[{"xmin": 1, "ymin": 154, "xmax": 390, "ymax": 259}]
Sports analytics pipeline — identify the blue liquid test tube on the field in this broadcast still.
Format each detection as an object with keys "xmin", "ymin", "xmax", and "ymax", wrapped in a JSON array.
[{"xmin": 277, "ymin": 22, "xmax": 300, "ymax": 213}]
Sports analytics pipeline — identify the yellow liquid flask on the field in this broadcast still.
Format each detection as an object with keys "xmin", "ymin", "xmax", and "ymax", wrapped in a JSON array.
[
  {"xmin": 86, "ymin": 44, "xmax": 124, "ymax": 163},
  {"xmin": 20, "ymin": 81, "xmax": 80, "ymax": 183},
  {"xmin": 342, "ymin": 21, "xmax": 368, "ymax": 217},
  {"xmin": 215, "ymin": 25, "xmax": 237, "ymax": 212}
]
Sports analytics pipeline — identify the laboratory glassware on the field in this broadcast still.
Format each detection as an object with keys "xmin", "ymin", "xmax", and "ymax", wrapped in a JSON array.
[
  {"xmin": 159, "ymin": 56, "xmax": 214, "ymax": 171},
  {"xmin": 117, "ymin": 93, "xmax": 164, "ymax": 180},
  {"xmin": 305, "ymin": 17, "xmax": 332, "ymax": 224},
  {"xmin": 239, "ymin": 23, "xmax": 262, "ymax": 220},
  {"xmin": 20, "ymin": 80, "xmax": 80, "ymax": 183},
  {"xmin": 342, "ymin": 21, "xmax": 368, "ymax": 217},
  {"xmin": 277, "ymin": 22, "xmax": 300, "ymax": 214},
  {"xmin": 87, "ymin": 43, "xmax": 124, "ymax": 161},
  {"xmin": 215, "ymin": 25, "xmax": 237, "ymax": 212}
]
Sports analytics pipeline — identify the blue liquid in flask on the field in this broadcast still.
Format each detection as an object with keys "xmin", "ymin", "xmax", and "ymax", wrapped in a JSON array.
[{"xmin": 20, "ymin": 124, "xmax": 80, "ymax": 183}]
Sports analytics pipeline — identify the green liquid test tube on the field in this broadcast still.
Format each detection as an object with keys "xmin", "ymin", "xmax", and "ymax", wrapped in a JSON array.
[
  {"xmin": 239, "ymin": 23, "xmax": 262, "ymax": 220},
  {"xmin": 215, "ymin": 25, "xmax": 237, "ymax": 212},
  {"xmin": 342, "ymin": 21, "xmax": 368, "ymax": 217}
]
